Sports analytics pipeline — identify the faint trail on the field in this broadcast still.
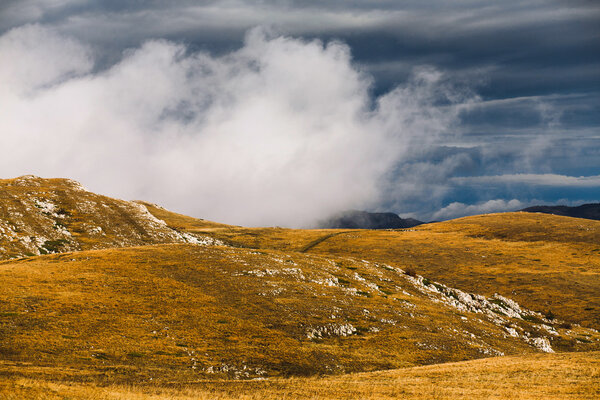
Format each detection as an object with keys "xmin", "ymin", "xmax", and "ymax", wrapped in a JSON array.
[{"xmin": 299, "ymin": 231, "xmax": 357, "ymax": 253}]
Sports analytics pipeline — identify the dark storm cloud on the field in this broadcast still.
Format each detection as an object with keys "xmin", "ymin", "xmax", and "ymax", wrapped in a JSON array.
[{"xmin": 2, "ymin": 1, "xmax": 597, "ymax": 97}]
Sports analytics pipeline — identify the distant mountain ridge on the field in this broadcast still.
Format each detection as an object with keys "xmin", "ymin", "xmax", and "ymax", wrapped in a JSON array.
[
  {"xmin": 319, "ymin": 210, "xmax": 423, "ymax": 229},
  {"xmin": 521, "ymin": 203, "xmax": 600, "ymax": 221}
]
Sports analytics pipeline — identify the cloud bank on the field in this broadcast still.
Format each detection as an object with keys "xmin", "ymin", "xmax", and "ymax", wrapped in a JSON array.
[
  {"xmin": 432, "ymin": 199, "xmax": 526, "ymax": 221},
  {"xmin": 0, "ymin": 24, "xmax": 467, "ymax": 227}
]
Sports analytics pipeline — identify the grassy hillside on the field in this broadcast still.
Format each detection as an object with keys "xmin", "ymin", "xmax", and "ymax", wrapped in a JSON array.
[
  {"xmin": 1, "ymin": 176, "xmax": 599, "ymax": 397},
  {"xmin": 2, "ymin": 244, "xmax": 597, "ymax": 384},
  {"xmin": 2, "ymin": 352, "xmax": 599, "ymax": 399},
  {"xmin": 295, "ymin": 213, "xmax": 600, "ymax": 329},
  {"xmin": 143, "ymin": 205, "xmax": 600, "ymax": 329},
  {"xmin": 135, "ymin": 201, "xmax": 235, "ymax": 231},
  {"xmin": 0, "ymin": 176, "xmax": 219, "ymax": 259}
]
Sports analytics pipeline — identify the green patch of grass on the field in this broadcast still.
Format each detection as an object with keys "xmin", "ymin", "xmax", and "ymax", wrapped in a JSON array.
[
  {"xmin": 354, "ymin": 326, "xmax": 370, "ymax": 335},
  {"xmin": 404, "ymin": 268, "xmax": 417, "ymax": 277},
  {"xmin": 41, "ymin": 239, "xmax": 69, "ymax": 253},
  {"xmin": 432, "ymin": 283, "xmax": 444, "ymax": 291},
  {"xmin": 0, "ymin": 312, "xmax": 20, "ymax": 317},
  {"xmin": 489, "ymin": 298, "xmax": 508, "ymax": 309},
  {"xmin": 521, "ymin": 315, "xmax": 543, "ymax": 324},
  {"xmin": 91, "ymin": 352, "xmax": 109, "ymax": 360},
  {"xmin": 337, "ymin": 278, "xmax": 351, "ymax": 286}
]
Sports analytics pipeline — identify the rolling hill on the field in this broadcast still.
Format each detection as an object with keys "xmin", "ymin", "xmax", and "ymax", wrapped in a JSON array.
[
  {"xmin": 5, "ymin": 243, "xmax": 596, "ymax": 382},
  {"xmin": 141, "ymin": 205, "xmax": 600, "ymax": 329},
  {"xmin": 1, "ymin": 176, "xmax": 599, "ymax": 398},
  {"xmin": 0, "ymin": 176, "xmax": 220, "ymax": 260}
]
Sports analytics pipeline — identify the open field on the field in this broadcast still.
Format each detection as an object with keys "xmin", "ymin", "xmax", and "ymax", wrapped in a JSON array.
[
  {"xmin": 1, "ymin": 177, "xmax": 600, "ymax": 398},
  {"xmin": 148, "ymin": 208, "xmax": 600, "ymax": 329},
  {"xmin": 300, "ymin": 213, "xmax": 600, "ymax": 329},
  {"xmin": 5, "ymin": 244, "xmax": 596, "ymax": 383},
  {"xmin": 1, "ymin": 352, "xmax": 599, "ymax": 399}
]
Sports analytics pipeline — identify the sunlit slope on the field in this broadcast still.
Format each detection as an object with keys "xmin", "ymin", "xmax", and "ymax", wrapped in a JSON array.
[
  {"xmin": 138, "ymin": 201, "xmax": 337, "ymax": 250},
  {"xmin": 293, "ymin": 213, "xmax": 600, "ymax": 329},
  {"xmin": 0, "ymin": 176, "xmax": 217, "ymax": 259},
  {"xmin": 1, "ymin": 352, "xmax": 598, "ymax": 399},
  {"xmin": 143, "ymin": 206, "xmax": 600, "ymax": 329},
  {"xmin": 135, "ymin": 201, "xmax": 236, "ymax": 231},
  {"xmin": 2, "ymin": 244, "xmax": 597, "ymax": 382}
]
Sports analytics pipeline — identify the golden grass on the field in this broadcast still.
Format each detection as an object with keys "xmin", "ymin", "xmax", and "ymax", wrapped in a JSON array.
[
  {"xmin": 4, "ymin": 244, "xmax": 596, "ymax": 385},
  {"xmin": 0, "ymin": 177, "xmax": 192, "ymax": 259},
  {"xmin": 135, "ymin": 201, "xmax": 235, "ymax": 231},
  {"xmin": 147, "ymin": 210, "xmax": 600, "ymax": 329},
  {"xmin": 2, "ymin": 177, "xmax": 600, "ymax": 398},
  {"xmin": 297, "ymin": 213, "xmax": 600, "ymax": 329},
  {"xmin": 0, "ymin": 246, "xmax": 518, "ymax": 380},
  {"xmin": 8, "ymin": 177, "xmax": 598, "ymax": 331},
  {"xmin": 1, "ymin": 352, "xmax": 598, "ymax": 399}
]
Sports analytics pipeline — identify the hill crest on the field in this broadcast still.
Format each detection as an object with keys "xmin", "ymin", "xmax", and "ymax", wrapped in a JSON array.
[{"xmin": 0, "ymin": 176, "xmax": 221, "ymax": 260}]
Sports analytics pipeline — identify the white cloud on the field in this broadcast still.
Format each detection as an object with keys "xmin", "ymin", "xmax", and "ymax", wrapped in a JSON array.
[
  {"xmin": 0, "ymin": 25, "xmax": 463, "ymax": 227},
  {"xmin": 0, "ymin": 24, "xmax": 92, "ymax": 94},
  {"xmin": 432, "ymin": 199, "xmax": 526, "ymax": 220}
]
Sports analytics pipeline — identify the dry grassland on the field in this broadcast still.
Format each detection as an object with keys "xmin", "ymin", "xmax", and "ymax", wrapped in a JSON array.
[
  {"xmin": 1, "ymin": 352, "xmax": 598, "ymax": 399},
  {"xmin": 6, "ymin": 244, "xmax": 585, "ymax": 383},
  {"xmin": 2, "ymin": 177, "xmax": 600, "ymax": 399},
  {"xmin": 164, "ymin": 211, "xmax": 600, "ymax": 329}
]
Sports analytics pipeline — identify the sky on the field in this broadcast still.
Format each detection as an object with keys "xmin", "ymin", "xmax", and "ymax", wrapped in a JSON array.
[{"xmin": 0, "ymin": 0, "xmax": 599, "ymax": 226}]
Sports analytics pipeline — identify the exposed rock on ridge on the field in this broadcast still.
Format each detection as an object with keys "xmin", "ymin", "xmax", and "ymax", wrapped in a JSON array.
[{"xmin": 0, "ymin": 175, "xmax": 221, "ymax": 259}]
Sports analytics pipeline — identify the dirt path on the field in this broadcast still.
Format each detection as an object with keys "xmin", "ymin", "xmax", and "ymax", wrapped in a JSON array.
[{"xmin": 299, "ymin": 231, "xmax": 357, "ymax": 253}]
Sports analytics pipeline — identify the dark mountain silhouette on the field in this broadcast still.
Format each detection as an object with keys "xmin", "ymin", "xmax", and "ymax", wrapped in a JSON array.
[
  {"xmin": 319, "ymin": 210, "xmax": 423, "ymax": 229},
  {"xmin": 521, "ymin": 203, "xmax": 600, "ymax": 221}
]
